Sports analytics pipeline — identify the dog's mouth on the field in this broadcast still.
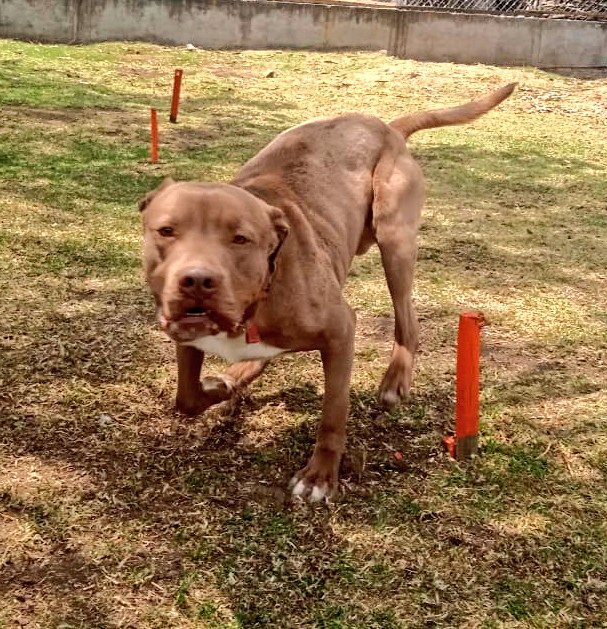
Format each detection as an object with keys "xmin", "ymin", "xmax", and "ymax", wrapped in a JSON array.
[
  {"xmin": 159, "ymin": 300, "xmax": 238, "ymax": 340},
  {"xmin": 179, "ymin": 305, "xmax": 212, "ymax": 325}
]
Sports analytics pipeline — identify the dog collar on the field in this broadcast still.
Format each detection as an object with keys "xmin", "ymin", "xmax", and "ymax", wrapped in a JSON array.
[{"xmin": 245, "ymin": 320, "xmax": 261, "ymax": 344}]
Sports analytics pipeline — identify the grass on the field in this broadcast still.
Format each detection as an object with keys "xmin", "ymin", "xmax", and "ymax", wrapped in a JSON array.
[{"xmin": 0, "ymin": 39, "xmax": 606, "ymax": 628}]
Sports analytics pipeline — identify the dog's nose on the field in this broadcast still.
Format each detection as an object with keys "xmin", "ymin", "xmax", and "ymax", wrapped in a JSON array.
[{"xmin": 178, "ymin": 267, "xmax": 222, "ymax": 295}]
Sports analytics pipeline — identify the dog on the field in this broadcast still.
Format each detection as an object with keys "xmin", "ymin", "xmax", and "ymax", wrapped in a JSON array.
[{"xmin": 139, "ymin": 83, "xmax": 515, "ymax": 502}]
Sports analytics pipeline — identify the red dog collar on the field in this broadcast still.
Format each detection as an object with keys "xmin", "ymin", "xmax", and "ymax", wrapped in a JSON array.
[{"xmin": 245, "ymin": 321, "xmax": 261, "ymax": 344}]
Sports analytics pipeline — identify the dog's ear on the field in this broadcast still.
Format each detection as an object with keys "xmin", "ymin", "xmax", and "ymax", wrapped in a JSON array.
[
  {"xmin": 138, "ymin": 177, "xmax": 176, "ymax": 212},
  {"xmin": 266, "ymin": 206, "xmax": 289, "ymax": 272},
  {"xmin": 267, "ymin": 205, "xmax": 289, "ymax": 247}
]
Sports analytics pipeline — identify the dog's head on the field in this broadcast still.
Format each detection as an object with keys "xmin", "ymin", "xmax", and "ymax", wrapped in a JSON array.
[{"xmin": 139, "ymin": 178, "xmax": 288, "ymax": 342}]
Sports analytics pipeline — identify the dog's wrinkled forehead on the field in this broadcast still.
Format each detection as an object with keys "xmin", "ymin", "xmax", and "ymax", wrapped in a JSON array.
[{"xmin": 141, "ymin": 181, "xmax": 270, "ymax": 233}]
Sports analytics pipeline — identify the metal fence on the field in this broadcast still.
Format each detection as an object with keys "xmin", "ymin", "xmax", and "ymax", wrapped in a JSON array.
[{"xmin": 395, "ymin": 0, "xmax": 607, "ymax": 20}]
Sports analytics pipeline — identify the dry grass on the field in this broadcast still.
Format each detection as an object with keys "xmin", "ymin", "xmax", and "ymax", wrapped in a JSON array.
[{"xmin": 1, "ymin": 40, "xmax": 606, "ymax": 628}]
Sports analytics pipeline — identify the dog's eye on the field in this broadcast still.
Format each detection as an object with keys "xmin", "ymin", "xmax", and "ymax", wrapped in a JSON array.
[
  {"xmin": 232, "ymin": 234, "xmax": 250, "ymax": 245},
  {"xmin": 158, "ymin": 226, "xmax": 174, "ymax": 238}
]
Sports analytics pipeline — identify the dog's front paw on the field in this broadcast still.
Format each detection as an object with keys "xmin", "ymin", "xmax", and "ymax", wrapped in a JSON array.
[
  {"xmin": 201, "ymin": 374, "xmax": 236, "ymax": 404},
  {"xmin": 289, "ymin": 449, "xmax": 340, "ymax": 503},
  {"xmin": 175, "ymin": 388, "xmax": 208, "ymax": 416},
  {"xmin": 176, "ymin": 374, "xmax": 236, "ymax": 416}
]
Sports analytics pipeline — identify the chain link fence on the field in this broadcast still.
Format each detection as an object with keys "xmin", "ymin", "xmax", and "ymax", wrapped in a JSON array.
[{"xmin": 395, "ymin": 0, "xmax": 607, "ymax": 20}]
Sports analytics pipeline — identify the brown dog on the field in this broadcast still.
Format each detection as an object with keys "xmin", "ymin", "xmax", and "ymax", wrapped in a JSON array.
[{"xmin": 140, "ymin": 84, "xmax": 515, "ymax": 502}]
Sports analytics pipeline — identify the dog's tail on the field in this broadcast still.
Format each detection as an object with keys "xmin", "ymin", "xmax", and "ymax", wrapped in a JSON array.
[{"xmin": 389, "ymin": 83, "xmax": 516, "ymax": 139}]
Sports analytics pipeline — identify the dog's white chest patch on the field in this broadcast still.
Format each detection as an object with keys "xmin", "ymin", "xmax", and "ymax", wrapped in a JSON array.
[{"xmin": 184, "ymin": 332, "xmax": 285, "ymax": 363}]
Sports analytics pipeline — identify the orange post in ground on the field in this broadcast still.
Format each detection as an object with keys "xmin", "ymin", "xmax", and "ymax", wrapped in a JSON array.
[
  {"xmin": 443, "ymin": 311, "xmax": 485, "ymax": 460},
  {"xmin": 150, "ymin": 108, "xmax": 159, "ymax": 163},
  {"xmin": 169, "ymin": 69, "xmax": 183, "ymax": 123}
]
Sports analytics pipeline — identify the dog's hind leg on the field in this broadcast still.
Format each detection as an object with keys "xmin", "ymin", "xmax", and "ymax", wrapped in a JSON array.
[{"xmin": 372, "ymin": 144, "xmax": 424, "ymax": 407}]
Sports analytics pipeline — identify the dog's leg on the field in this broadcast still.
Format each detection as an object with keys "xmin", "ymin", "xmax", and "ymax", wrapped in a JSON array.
[
  {"xmin": 175, "ymin": 344, "xmax": 207, "ymax": 415},
  {"xmin": 176, "ymin": 344, "xmax": 240, "ymax": 414},
  {"xmin": 226, "ymin": 359, "xmax": 269, "ymax": 388},
  {"xmin": 200, "ymin": 359, "xmax": 269, "ymax": 402},
  {"xmin": 290, "ymin": 305, "xmax": 355, "ymax": 502},
  {"xmin": 372, "ymin": 151, "xmax": 424, "ymax": 407}
]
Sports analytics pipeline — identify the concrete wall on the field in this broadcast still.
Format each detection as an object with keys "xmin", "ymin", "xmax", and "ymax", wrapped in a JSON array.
[
  {"xmin": 0, "ymin": 0, "xmax": 605, "ymax": 68},
  {"xmin": 392, "ymin": 10, "xmax": 607, "ymax": 68}
]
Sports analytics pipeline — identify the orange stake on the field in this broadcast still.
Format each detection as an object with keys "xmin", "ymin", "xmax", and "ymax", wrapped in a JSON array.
[
  {"xmin": 150, "ymin": 108, "xmax": 159, "ymax": 164},
  {"xmin": 443, "ymin": 312, "xmax": 485, "ymax": 459},
  {"xmin": 169, "ymin": 68, "xmax": 183, "ymax": 123},
  {"xmin": 454, "ymin": 311, "xmax": 485, "ymax": 459}
]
